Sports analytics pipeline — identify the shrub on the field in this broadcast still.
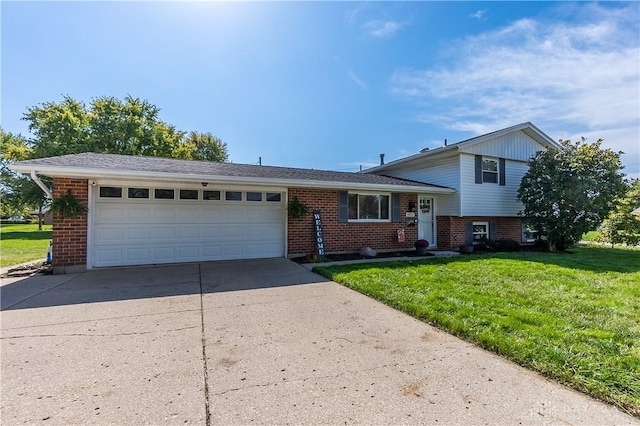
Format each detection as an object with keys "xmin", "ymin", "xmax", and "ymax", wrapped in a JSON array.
[
  {"xmin": 474, "ymin": 237, "xmax": 496, "ymax": 252},
  {"xmin": 494, "ymin": 239, "xmax": 521, "ymax": 252}
]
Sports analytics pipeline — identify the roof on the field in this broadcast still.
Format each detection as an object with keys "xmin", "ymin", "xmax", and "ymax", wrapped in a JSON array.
[
  {"xmin": 11, "ymin": 152, "xmax": 455, "ymax": 194},
  {"xmin": 365, "ymin": 122, "xmax": 559, "ymax": 174}
]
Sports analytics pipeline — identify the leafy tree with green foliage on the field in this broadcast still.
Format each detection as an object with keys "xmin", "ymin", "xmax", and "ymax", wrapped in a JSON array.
[
  {"xmin": 597, "ymin": 179, "xmax": 640, "ymax": 247},
  {"xmin": 23, "ymin": 95, "xmax": 229, "ymax": 161},
  {"xmin": 171, "ymin": 131, "xmax": 229, "ymax": 162},
  {"xmin": 1, "ymin": 128, "xmax": 49, "ymax": 228},
  {"xmin": 517, "ymin": 138, "xmax": 625, "ymax": 252}
]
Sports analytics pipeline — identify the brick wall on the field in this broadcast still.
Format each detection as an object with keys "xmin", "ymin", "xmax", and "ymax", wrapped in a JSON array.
[
  {"xmin": 287, "ymin": 188, "xmax": 418, "ymax": 257},
  {"xmin": 52, "ymin": 178, "xmax": 88, "ymax": 273},
  {"xmin": 436, "ymin": 216, "xmax": 523, "ymax": 250}
]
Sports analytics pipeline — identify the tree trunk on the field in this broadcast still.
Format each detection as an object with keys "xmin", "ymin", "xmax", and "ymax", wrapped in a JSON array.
[
  {"xmin": 38, "ymin": 205, "xmax": 43, "ymax": 231},
  {"xmin": 548, "ymin": 240, "xmax": 557, "ymax": 252}
]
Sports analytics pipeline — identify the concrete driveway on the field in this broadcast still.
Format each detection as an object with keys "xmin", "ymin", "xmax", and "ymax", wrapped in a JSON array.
[{"xmin": 1, "ymin": 259, "xmax": 636, "ymax": 425}]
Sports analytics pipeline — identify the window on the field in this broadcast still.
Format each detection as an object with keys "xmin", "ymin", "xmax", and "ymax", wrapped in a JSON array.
[
  {"xmin": 99, "ymin": 187, "xmax": 122, "ymax": 198},
  {"xmin": 180, "ymin": 189, "xmax": 198, "ymax": 200},
  {"xmin": 155, "ymin": 189, "xmax": 175, "ymax": 199},
  {"xmin": 203, "ymin": 190, "xmax": 221, "ymax": 200},
  {"xmin": 348, "ymin": 193, "xmax": 390, "ymax": 221},
  {"xmin": 246, "ymin": 192, "xmax": 262, "ymax": 202},
  {"xmin": 266, "ymin": 193, "xmax": 281, "ymax": 202},
  {"xmin": 128, "ymin": 188, "xmax": 149, "ymax": 199},
  {"xmin": 225, "ymin": 191, "xmax": 242, "ymax": 201},
  {"xmin": 472, "ymin": 222, "xmax": 489, "ymax": 242},
  {"xmin": 522, "ymin": 221, "xmax": 538, "ymax": 243},
  {"xmin": 482, "ymin": 158, "xmax": 498, "ymax": 183}
]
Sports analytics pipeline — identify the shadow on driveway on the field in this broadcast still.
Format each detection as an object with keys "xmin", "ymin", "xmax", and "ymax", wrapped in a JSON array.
[{"xmin": 1, "ymin": 258, "xmax": 327, "ymax": 311}]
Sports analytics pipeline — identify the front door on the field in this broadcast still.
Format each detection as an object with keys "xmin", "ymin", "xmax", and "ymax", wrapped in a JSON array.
[{"xmin": 418, "ymin": 196, "xmax": 435, "ymax": 246}]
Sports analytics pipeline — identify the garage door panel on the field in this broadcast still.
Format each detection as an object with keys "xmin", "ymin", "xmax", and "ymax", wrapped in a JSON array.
[
  {"xmin": 128, "ymin": 207, "xmax": 152, "ymax": 221},
  {"xmin": 126, "ymin": 247, "xmax": 151, "ymax": 262},
  {"xmin": 95, "ymin": 226, "xmax": 124, "ymax": 242},
  {"xmin": 127, "ymin": 228, "xmax": 151, "ymax": 241},
  {"xmin": 93, "ymin": 191, "xmax": 285, "ymax": 267},
  {"xmin": 177, "ymin": 227, "xmax": 199, "ymax": 240},
  {"xmin": 202, "ymin": 226, "xmax": 223, "ymax": 239},
  {"xmin": 225, "ymin": 226, "xmax": 244, "ymax": 238}
]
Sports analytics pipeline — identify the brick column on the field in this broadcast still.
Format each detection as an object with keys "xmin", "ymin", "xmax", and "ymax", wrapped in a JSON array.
[{"xmin": 52, "ymin": 178, "xmax": 88, "ymax": 274}]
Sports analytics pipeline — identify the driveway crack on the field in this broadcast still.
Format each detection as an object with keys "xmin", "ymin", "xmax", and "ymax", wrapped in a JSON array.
[{"xmin": 198, "ymin": 264, "xmax": 212, "ymax": 426}]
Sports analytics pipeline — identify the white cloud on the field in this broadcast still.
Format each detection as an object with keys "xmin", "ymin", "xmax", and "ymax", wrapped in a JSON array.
[
  {"xmin": 470, "ymin": 10, "xmax": 486, "ymax": 20},
  {"xmin": 389, "ymin": 3, "xmax": 640, "ymax": 176},
  {"xmin": 364, "ymin": 20, "xmax": 406, "ymax": 38},
  {"xmin": 347, "ymin": 70, "xmax": 368, "ymax": 90}
]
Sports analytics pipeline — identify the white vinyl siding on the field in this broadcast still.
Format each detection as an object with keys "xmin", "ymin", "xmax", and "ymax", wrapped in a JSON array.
[
  {"xmin": 460, "ymin": 154, "xmax": 528, "ymax": 216},
  {"xmin": 459, "ymin": 130, "xmax": 547, "ymax": 161},
  {"xmin": 384, "ymin": 156, "xmax": 460, "ymax": 216}
]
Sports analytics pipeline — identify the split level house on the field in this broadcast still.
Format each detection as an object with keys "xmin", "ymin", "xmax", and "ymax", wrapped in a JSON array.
[{"xmin": 11, "ymin": 122, "xmax": 559, "ymax": 274}]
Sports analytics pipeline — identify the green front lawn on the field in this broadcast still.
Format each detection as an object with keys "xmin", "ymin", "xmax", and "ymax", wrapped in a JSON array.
[
  {"xmin": 314, "ymin": 246, "xmax": 640, "ymax": 416},
  {"xmin": 0, "ymin": 223, "xmax": 52, "ymax": 268}
]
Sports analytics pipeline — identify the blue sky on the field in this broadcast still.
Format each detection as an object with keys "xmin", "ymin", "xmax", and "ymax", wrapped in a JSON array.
[{"xmin": 2, "ymin": 1, "xmax": 639, "ymax": 178}]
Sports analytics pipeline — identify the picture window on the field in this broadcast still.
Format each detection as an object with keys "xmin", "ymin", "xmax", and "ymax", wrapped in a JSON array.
[{"xmin": 348, "ymin": 193, "xmax": 390, "ymax": 221}]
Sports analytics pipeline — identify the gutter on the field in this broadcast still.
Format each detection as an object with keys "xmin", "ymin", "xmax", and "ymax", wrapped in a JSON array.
[
  {"xmin": 30, "ymin": 171, "xmax": 53, "ymax": 199},
  {"xmin": 11, "ymin": 164, "xmax": 456, "ymax": 195}
]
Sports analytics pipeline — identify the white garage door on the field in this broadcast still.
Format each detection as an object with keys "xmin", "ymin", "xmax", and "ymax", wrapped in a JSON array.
[{"xmin": 92, "ymin": 185, "xmax": 285, "ymax": 267}]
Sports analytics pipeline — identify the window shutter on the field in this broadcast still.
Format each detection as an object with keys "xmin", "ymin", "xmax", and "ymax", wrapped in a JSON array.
[
  {"xmin": 392, "ymin": 193, "xmax": 401, "ymax": 222},
  {"xmin": 489, "ymin": 222, "xmax": 497, "ymax": 240},
  {"xmin": 466, "ymin": 222, "xmax": 474, "ymax": 245},
  {"xmin": 499, "ymin": 158, "xmax": 506, "ymax": 186},
  {"xmin": 338, "ymin": 191, "xmax": 348, "ymax": 223},
  {"xmin": 475, "ymin": 155, "xmax": 483, "ymax": 184}
]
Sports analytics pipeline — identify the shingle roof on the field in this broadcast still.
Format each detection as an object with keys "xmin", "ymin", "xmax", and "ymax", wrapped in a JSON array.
[{"xmin": 13, "ymin": 152, "xmax": 452, "ymax": 191}]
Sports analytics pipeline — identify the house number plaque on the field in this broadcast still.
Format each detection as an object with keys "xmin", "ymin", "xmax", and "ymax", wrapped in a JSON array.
[{"xmin": 313, "ymin": 210, "xmax": 325, "ymax": 258}]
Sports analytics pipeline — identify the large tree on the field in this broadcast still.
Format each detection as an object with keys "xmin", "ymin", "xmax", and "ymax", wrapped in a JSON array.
[
  {"xmin": 22, "ymin": 95, "xmax": 229, "ymax": 161},
  {"xmin": 172, "ymin": 131, "xmax": 229, "ymax": 162},
  {"xmin": 597, "ymin": 179, "xmax": 640, "ymax": 247},
  {"xmin": 517, "ymin": 138, "xmax": 625, "ymax": 251},
  {"xmin": 1, "ymin": 128, "xmax": 49, "ymax": 227}
]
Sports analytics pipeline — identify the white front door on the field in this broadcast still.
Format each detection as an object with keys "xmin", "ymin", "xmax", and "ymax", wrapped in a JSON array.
[{"xmin": 418, "ymin": 196, "xmax": 435, "ymax": 246}]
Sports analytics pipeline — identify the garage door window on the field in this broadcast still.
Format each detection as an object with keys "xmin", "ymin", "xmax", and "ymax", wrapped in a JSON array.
[
  {"xmin": 129, "ymin": 188, "xmax": 149, "ymax": 199},
  {"xmin": 247, "ymin": 192, "xmax": 262, "ymax": 201},
  {"xmin": 266, "ymin": 193, "xmax": 281, "ymax": 202},
  {"xmin": 180, "ymin": 190, "xmax": 198, "ymax": 200},
  {"xmin": 155, "ymin": 189, "xmax": 175, "ymax": 199},
  {"xmin": 225, "ymin": 191, "xmax": 242, "ymax": 201},
  {"xmin": 99, "ymin": 187, "xmax": 122, "ymax": 198},
  {"xmin": 203, "ymin": 190, "xmax": 221, "ymax": 200}
]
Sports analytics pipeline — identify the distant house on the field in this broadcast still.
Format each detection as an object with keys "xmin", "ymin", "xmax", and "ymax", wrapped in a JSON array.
[
  {"xmin": 364, "ymin": 122, "xmax": 560, "ymax": 249},
  {"xmin": 10, "ymin": 122, "xmax": 558, "ymax": 274}
]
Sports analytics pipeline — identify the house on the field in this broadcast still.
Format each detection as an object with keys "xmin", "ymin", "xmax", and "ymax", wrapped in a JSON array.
[
  {"xmin": 10, "ymin": 122, "xmax": 557, "ymax": 274},
  {"xmin": 11, "ymin": 153, "xmax": 454, "ymax": 273},
  {"xmin": 364, "ymin": 122, "xmax": 560, "ymax": 249}
]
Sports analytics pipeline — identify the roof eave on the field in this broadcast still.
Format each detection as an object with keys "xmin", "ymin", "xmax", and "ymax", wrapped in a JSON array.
[{"xmin": 10, "ymin": 164, "xmax": 456, "ymax": 194}]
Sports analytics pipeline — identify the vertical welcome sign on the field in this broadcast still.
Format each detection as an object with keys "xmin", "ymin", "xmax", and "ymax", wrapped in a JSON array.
[{"xmin": 313, "ymin": 210, "xmax": 325, "ymax": 259}]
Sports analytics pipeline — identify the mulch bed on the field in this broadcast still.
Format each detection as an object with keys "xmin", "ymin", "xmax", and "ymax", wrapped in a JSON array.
[{"xmin": 291, "ymin": 250, "xmax": 433, "ymax": 264}]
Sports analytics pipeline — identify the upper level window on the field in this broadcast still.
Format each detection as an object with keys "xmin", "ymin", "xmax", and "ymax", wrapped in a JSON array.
[
  {"xmin": 482, "ymin": 158, "xmax": 499, "ymax": 183},
  {"xmin": 348, "ymin": 193, "xmax": 390, "ymax": 221}
]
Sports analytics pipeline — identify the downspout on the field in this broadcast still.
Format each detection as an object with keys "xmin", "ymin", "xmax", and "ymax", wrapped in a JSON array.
[{"xmin": 30, "ymin": 170, "xmax": 53, "ymax": 199}]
